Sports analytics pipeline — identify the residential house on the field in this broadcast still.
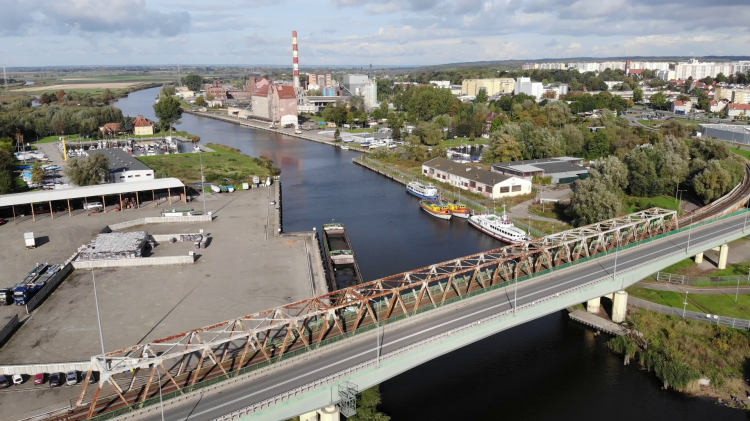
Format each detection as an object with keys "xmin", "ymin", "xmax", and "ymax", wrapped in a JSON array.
[
  {"xmin": 99, "ymin": 123, "xmax": 122, "ymax": 136},
  {"xmin": 727, "ymin": 104, "xmax": 750, "ymax": 118},
  {"xmin": 709, "ymin": 100, "xmax": 728, "ymax": 113},
  {"xmin": 133, "ymin": 115, "xmax": 155, "ymax": 136},
  {"xmin": 671, "ymin": 100, "xmax": 692, "ymax": 114},
  {"xmin": 422, "ymin": 157, "xmax": 532, "ymax": 199}
]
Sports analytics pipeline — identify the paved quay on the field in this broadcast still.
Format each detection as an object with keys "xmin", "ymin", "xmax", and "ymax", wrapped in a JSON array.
[{"xmin": 0, "ymin": 183, "xmax": 327, "ymax": 421}]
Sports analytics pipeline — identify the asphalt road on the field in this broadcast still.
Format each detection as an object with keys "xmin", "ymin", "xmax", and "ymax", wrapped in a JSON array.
[
  {"xmin": 636, "ymin": 281, "xmax": 750, "ymax": 295},
  {"xmin": 142, "ymin": 213, "xmax": 748, "ymax": 421}
]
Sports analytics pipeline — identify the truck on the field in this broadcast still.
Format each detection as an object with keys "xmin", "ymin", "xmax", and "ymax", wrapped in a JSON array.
[
  {"xmin": 24, "ymin": 232, "xmax": 35, "ymax": 249},
  {"xmin": 13, "ymin": 263, "xmax": 49, "ymax": 305},
  {"xmin": 0, "ymin": 288, "xmax": 12, "ymax": 305}
]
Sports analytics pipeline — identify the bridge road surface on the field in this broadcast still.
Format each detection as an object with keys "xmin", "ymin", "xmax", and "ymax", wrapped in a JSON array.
[{"xmin": 139, "ymin": 214, "xmax": 746, "ymax": 421}]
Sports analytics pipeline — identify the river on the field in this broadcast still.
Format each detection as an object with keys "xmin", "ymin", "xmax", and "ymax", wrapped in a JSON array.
[{"xmin": 115, "ymin": 88, "xmax": 744, "ymax": 421}]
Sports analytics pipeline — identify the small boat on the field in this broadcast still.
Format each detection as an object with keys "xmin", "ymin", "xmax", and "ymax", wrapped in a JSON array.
[
  {"xmin": 340, "ymin": 144, "xmax": 350, "ymax": 150},
  {"xmin": 406, "ymin": 181, "xmax": 438, "ymax": 201},
  {"xmin": 468, "ymin": 206, "xmax": 529, "ymax": 244},
  {"xmin": 420, "ymin": 200, "xmax": 452, "ymax": 220},
  {"xmin": 446, "ymin": 201, "xmax": 470, "ymax": 218}
]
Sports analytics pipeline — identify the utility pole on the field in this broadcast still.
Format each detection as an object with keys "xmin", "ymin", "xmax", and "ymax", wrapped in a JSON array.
[
  {"xmin": 682, "ymin": 291, "xmax": 689, "ymax": 318},
  {"xmin": 92, "ymin": 268, "xmax": 106, "ymax": 355},
  {"xmin": 199, "ymin": 148, "xmax": 206, "ymax": 215}
]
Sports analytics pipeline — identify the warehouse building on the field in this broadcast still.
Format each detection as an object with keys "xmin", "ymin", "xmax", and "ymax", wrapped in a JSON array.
[
  {"xmin": 422, "ymin": 158, "xmax": 532, "ymax": 199},
  {"xmin": 491, "ymin": 157, "xmax": 589, "ymax": 184},
  {"xmin": 83, "ymin": 148, "xmax": 154, "ymax": 183},
  {"xmin": 699, "ymin": 124, "xmax": 750, "ymax": 145}
]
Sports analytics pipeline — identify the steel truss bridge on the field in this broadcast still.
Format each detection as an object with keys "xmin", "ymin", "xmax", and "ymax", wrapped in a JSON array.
[{"xmin": 56, "ymin": 208, "xmax": 682, "ymax": 420}]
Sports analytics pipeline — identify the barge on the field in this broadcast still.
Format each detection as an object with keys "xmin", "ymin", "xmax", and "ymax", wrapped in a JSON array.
[{"xmin": 322, "ymin": 223, "xmax": 363, "ymax": 290}]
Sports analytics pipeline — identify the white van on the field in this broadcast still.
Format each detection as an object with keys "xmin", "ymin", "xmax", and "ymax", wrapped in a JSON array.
[{"xmin": 85, "ymin": 202, "xmax": 103, "ymax": 211}]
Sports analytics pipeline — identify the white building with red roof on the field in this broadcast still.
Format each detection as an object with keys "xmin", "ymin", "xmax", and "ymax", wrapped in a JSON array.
[
  {"xmin": 133, "ymin": 115, "xmax": 155, "ymax": 136},
  {"xmin": 671, "ymin": 100, "xmax": 692, "ymax": 114},
  {"xmin": 727, "ymin": 103, "xmax": 750, "ymax": 118}
]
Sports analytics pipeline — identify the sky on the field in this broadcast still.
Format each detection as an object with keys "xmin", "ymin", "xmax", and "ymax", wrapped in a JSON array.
[{"xmin": 1, "ymin": 0, "xmax": 749, "ymax": 67}]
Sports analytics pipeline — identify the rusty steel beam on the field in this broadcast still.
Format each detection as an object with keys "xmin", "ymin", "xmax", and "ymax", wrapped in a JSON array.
[{"xmin": 87, "ymin": 208, "xmax": 677, "ymax": 412}]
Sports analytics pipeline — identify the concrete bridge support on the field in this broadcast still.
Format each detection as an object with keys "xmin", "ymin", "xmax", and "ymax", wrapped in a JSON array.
[
  {"xmin": 694, "ymin": 252, "xmax": 703, "ymax": 264},
  {"xmin": 586, "ymin": 297, "xmax": 601, "ymax": 314},
  {"xmin": 612, "ymin": 291, "xmax": 628, "ymax": 323},
  {"xmin": 718, "ymin": 244, "xmax": 729, "ymax": 270},
  {"xmin": 300, "ymin": 405, "xmax": 340, "ymax": 421}
]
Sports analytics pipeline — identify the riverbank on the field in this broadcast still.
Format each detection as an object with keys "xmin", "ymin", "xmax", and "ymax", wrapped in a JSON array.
[
  {"xmin": 183, "ymin": 109, "xmax": 370, "ymax": 154},
  {"xmin": 608, "ymin": 309, "xmax": 750, "ymax": 409}
]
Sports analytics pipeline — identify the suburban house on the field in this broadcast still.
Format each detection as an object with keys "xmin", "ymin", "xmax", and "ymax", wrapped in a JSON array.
[
  {"xmin": 491, "ymin": 157, "xmax": 589, "ymax": 184},
  {"xmin": 99, "ymin": 122, "xmax": 122, "ymax": 136},
  {"xmin": 709, "ymin": 100, "xmax": 728, "ymax": 113},
  {"xmin": 133, "ymin": 115, "xmax": 156, "ymax": 136},
  {"xmin": 83, "ymin": 148, "xmax": 154, "ymax": 183},
  {"xmin": 422, "ymin": 158, "xmax": 532, "ymax": 199},
  {"xmin": 727, "ymin": 103, "xmax": 750, "ymax": 118},
  {"xmin": 671, "ymin": 100, "xmax": 692, "ymax": 114}
]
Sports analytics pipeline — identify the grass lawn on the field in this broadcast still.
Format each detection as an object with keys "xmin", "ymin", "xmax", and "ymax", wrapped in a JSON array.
[
  {"xmin": 344, "ymin": 128, "xmax": 374, "ymax": 134},
  {"xmin": 627, "ymin": 286, "xmax": 750, "ymax": 319},
  {"xmin": 441, "ymin": 138, "xmax": 486, "ymax": 148},
  {"xmin": 137, "ymin": 143, "xmax": 272, "ymax": 184},
  {"xmin": 625, "ymin": 195, "xmax": 680, "ymax": 214},
  {"xmin": 34, "ymin": 134, "xmax": 80, "ymax": 143},
  {"xmin": 730, "ymin": 147, "xmax": 750, "ymax": 160}
]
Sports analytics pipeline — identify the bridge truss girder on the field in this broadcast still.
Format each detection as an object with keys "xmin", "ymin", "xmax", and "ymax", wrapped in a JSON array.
[{"xmin": 80, "ymin": 208, "xmax": 676, "ymax": 416}]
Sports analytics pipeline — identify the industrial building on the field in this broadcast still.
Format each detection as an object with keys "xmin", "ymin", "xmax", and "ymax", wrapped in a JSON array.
[
  {"xmin": 491, "ymin": 157, "xmax": 589, "ymax": 184},
  {"xmin": 700, "ymin": 124, "xmax": 750, "ymax": 145},
  {"xmin": 422, "ymin": 158, "xmax": 532, "ymax": 199},
  {"xmin": 308, "ymin": 73, "xmax": 333, "ymax": 89},
  {"xmin": 252, "ymin": 83, "xmax": 299, "ymax": 125},
  {"xmin": 461, "ymin": 78, "xmax": 515, "ymax": 96},
  {"xmin": 83, "ymin": 148, "xmax": 154, "ymax": 184}
]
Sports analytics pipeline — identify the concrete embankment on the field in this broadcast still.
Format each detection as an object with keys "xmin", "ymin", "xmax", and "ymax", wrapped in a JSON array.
[
  {"xmin": 568, "ymin": 309, "xmax": 625, "ymax": 336},
  {"xmin": 183, "ymin": 109, "xmax": 369, "ymax": 154}
]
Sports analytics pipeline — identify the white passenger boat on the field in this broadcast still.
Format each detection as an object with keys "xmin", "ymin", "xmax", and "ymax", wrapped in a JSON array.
[
  {"xmin": 340, "ymin": 144, "xmax": 350, "ymax": 150},
  {"xmin": 468, "ymin": 206, "xmax": 530, "ymax": 245},
  {"xmin": 406, "ymin": 181, "xmax": 439, "ymax": 201}
]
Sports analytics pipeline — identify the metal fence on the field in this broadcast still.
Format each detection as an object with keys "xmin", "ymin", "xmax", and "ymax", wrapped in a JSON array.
[
  {"xmin": 25, "ymin": 263, "xmax": 73, "ymax": 314},
  {"xmin": 655, "ymin": 271, "xmax": 750, "ymax": 287},
  {"xmin": 0, "ymin": 315, "xmax": 19, "ymax": 347},
  {"xmin": 628, "ymin": 296, "xmax": 750, "ymax": 330}
]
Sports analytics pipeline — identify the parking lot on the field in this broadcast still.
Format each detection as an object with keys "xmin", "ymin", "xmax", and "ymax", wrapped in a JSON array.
[{"xmin": 0, "ymin": 186, "xmax": 325, "ymax": 421}]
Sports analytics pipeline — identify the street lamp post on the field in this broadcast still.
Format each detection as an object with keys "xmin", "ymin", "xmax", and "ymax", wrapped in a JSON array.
[
  {"xmin": 92, "ymin": 269, "xmax": 105, "ymax": 356},
  {"xmin": 686, "ymin": 213, "xmax": 694, "ymax": 253},
  {"xmin": 682, "ymin": 291, "xmax": 689, "ymax": 318},
  {"xmin": 199, "ymin": 148, "xmax": 206, "ymax": 215},
  {"xmin": 744, "ymin": 199, "xmax": 749, "ymax": 233},
  {"xmin": 157, "ymin": 367, "xmax": 165, "ymax": 421},
  {"xmin": 513, "ymin": 278, "xmax": 518, "ymax": 315}
]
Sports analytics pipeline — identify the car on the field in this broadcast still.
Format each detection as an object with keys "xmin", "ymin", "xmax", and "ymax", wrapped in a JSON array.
[
  {"xmin": 0, "ymin": 217, "xmax": 6, "ymax": 225},
  {"xmin": 49, "ymin": 372, "xmax": 63, "ymax": 388},
  {"xmin": 12, "ymin": 374, "xmax": 23, "ymax": 385},
  {"xmin": 66, "ymin": 371, "xmax": 78, "ymax": 386},
  {"xmin": 0, "ymin": 375, "xmax": 9, "ymax": 388},
  {"xmin": 84, "ymin": 202, "xmax": 103, "ymax": 212},
  {"xmin": 34, "ymin": 373, "xmax": 45, "ymax": 385}
]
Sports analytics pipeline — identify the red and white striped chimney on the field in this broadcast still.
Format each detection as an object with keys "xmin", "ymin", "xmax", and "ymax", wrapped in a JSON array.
[{"xmin": 292, "ymin": 31, "xmax": 300, "ymax": 88}]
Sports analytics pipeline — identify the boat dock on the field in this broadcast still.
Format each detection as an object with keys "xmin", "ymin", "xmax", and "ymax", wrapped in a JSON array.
[{"xmin": 568, "ymin": 310, "xmax": 625, "ymax": 336}]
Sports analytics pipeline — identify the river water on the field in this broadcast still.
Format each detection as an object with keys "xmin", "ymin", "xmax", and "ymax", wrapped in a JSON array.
[{"xmin": 115, "ymin": 88, "xmax": 744, "ymax": 421}]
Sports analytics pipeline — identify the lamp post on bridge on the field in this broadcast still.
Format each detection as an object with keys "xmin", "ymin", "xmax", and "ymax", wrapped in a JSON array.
[
  {"xmin": 743, "ymin": 199, "xmax": 749, "ymax": 233},
  {"xmin": 686, "ymin": 213, "xmax": 694, "ymax": 253},
  {"xmin": 156, "ymin": 366, "xmax": 165, "ymax": 421}
]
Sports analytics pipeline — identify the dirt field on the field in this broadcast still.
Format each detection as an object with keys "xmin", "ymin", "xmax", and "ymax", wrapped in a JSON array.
[{"xmin": 15, "ymin": 82, "xmax": 137, "ymax": 92}]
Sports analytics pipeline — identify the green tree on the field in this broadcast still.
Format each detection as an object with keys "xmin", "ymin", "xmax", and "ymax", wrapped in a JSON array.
[
  {"xmin": 589, "ymin": 155, "xmax": 629, "ymax": 191},
  {"xmin": 183, "ymin": 74, "xmax": 203, "ymax": 92},
  {"xmin": 543, "ymin": 101, "xmax": 571, "ymax": 127},
  {"xmin": 649, "ymin": 92, "xmax": 668, "ymax": 110},
  {"xmin": 334, "ymin": 128, "xmax": 341, "ymax": 142},
  {"xmin": 633, "ymin": 87, "xmax": 644, "ymax": 103},
  {"xmin": 624, "ymin": 147, "xmax": 661, "ymax": 197},
  {"xmin": 348, "ymin": 386, "xmax": 391, "ymax": 421},
  {"xmin": 195, "ymin": 96, "xmax": 207, "ymax": 107},
  {"xmin": 475, "ymin": 88, "xmax": 488, "ymax": 104},
  {"xmin": 693, "ymin": 160, "xmax": 733, "ymax": 204},
  {"xmin": 64, "ymin": 154, "xmax": 110, "ymax": 186},
  {"xmin": 654, "ymin": 135, "xmax": 690, "ymax": 194},
  {"xmin": 586, "ymin": 130, "xmax": 610, "ymax": 159},
  {"xmin": 415, "ymin": 122, "xmax": 443, "ymax": 146},
  {"xmin": 153, "ymin": 96, "xmax": 183, "ymax": 135},
  {"xmin": 567, "ymin": 178, "xmax": 625, "ymax": 226},
  {"xmin": 31, "ymin": 163, "xmax": 45, "ymax": 184},
  {"xmin": 482, "ymin": 133, "xmax": 522, "ymax": 163},
  {"xmin": 161, "ymin": 85, "xmax": 176, "ymax": 97},
  {"xmin": 0, "ymin": 170, "xmax": 12, "ymax": 195},
  {"xmin": 560, "ymin": 125, "xmax": 585, "ymax": 156},
  {"xmin": 392, "ymin": 126, "xmax": 401, "ymax": 142}
]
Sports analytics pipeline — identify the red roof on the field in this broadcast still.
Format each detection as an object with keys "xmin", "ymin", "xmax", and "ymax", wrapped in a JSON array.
[
  {"xmin": 275, "ymin": 85, "xmax": 296, "ymax": 100},
  {"xmin": 673, "ymin": 101, "xmax": 689, "ymax": 106},
  {"xmin": 133, "ymin": 115, "xmax": 154, "ymax": 127},
  {"xmin": 728, "ymin": 104, "xmax": 750, "ymax": 111},
  {"xmin": 628, "ymin": 69, "xmax": 645, "ymax": 74},
  {"xmin": 101, "ymin": 122, "xmax": 121, "ymax": 132},
  {"xmin": 253, "ymin": 85, "xmax": 269, "ymax": 98}
]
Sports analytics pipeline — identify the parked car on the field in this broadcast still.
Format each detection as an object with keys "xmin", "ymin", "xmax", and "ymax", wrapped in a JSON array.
[
  {"xmin": 49, "ymin": 372, "xmax": 63, "ymax": 388},
  {"xmin": 66, "ymin": 371, "xmax": 78, "ymax": 386},
  {"xmin": 12, "ymin": 374, "xmax": 23, "ymax": 385},
  {"xmin": 34, "ymin": 373, "xmax": 46, "ymax": 385},
  {"xmin": 0, "ymin": 217, "xmax": 6, "ymax": 225},
  {"xmin": 84, "ymin": 202, "xmax": 103, "ymax": 212},
  {"xmin": 0, "ymin": 375, "xmax": 9, "ymax": 388}
]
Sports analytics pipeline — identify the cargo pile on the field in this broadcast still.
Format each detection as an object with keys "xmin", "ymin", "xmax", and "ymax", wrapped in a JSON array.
[{"xmin": 77, "ymin": 232, "xmax": 148, "ymax": 261}]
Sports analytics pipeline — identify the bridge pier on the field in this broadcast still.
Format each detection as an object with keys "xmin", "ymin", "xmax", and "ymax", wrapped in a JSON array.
[
  {"xmin": 586, "ymin": 297, "xmax": 601, "ymax": 314},
  {"xmin": 694, "ymin": 252, "xmax": 703, "ymax": 264},
  {"xmin": 612, "ymin": 291, "xmax": 628, "ymax": 323},
  {"xmin": 300, "ymin": 405, "xmax": 340, "ymax": 421},
  {"xmin": 718, "ymin": 244, "xmax": 729, "ymax": 270}
]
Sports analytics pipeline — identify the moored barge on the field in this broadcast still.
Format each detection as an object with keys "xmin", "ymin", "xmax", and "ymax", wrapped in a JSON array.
[{"xmin": 322, "ymin": 223, "xmax": 363, "ymax": 290}]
